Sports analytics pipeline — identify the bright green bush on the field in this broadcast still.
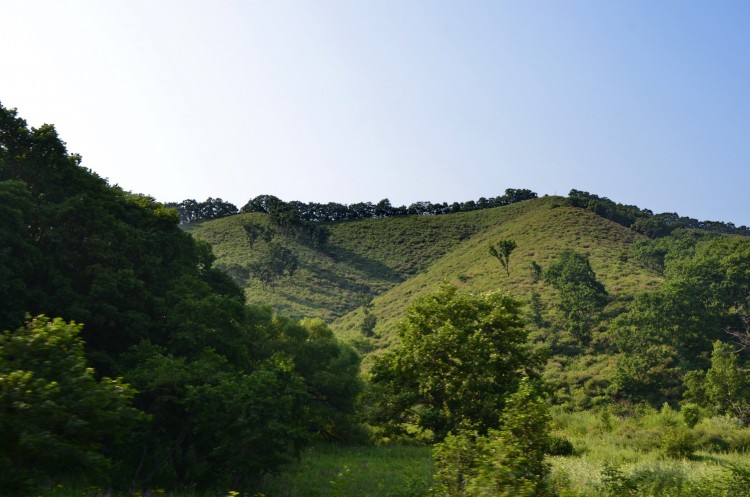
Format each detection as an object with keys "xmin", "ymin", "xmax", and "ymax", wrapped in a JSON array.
[{"xmin": 659, "ymin": 426, "xmax": 698, "ymax": 459}]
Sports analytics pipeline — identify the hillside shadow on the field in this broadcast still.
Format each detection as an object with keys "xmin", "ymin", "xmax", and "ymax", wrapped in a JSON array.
[{"xmin": 325, "ymin": 246, "xmax": 404, "ymax": 284}]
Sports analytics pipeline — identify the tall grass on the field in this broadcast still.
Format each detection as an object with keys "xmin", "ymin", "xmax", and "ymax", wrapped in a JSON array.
[
  {"xmin": 549, "ymin": 408, "xmax": 750, "ymax": 496},
  {"xmin": 260, "ymin": 444, "xmax": 433, "ymax": 497},
  {"xmin": 36, "ymin": 411, "xmax": 750, "ymax": 497},
  {"xmin": 39, "ymin": 445, "xmax": 432, "ymax": 497}
]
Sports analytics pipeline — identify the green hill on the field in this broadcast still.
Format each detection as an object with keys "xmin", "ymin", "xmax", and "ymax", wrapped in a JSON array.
[
  {"xmin": 332, "ymin": 197, "xmax": 662, "ymax": 345},
  {"xmin": 189, "ymin": 195, "xmax": 663, "ymax": 351}
]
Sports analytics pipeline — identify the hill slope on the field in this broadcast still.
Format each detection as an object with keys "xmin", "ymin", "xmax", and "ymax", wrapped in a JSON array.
[
  {"xmin": 330, "ymin": 197, "xmax": 662, "ymax": 345},
  {"xmin": 188, "ymin": 201, "xmax": 515, "ymax": 321},
  {"xmin": 190, "ymin": 196, "xmax": 663, "ymax": 348}
]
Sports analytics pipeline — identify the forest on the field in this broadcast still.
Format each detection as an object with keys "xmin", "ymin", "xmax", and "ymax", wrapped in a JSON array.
[{"xmin": 3, "ymin": 103, "xmax": 750, "ymax": 496}]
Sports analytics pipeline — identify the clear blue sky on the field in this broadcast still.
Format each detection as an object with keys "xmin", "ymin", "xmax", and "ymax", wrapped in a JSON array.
[{"xmin": 3, "ymin": 1, "xmax": 749, "ymax": 225}]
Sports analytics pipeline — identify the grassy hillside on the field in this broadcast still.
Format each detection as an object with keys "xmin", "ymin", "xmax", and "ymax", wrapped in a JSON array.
[
  {"xmin": 331, "ymin": 197, "xmax": 662, "ymax": 345},
  {"xmin": 190, "ymin": 196, "xmax": 663, "ymax": 350},
  {"xmin": 189, "ymin": 199, "xmax": 528, "ymax": 321}
]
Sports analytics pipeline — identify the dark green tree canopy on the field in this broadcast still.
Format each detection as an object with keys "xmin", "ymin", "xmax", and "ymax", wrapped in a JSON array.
[
  {"xmin": 0, "ymin": 102, "xmax": 363, "ymax": 491},
  {"xmin": 614, "ymin": 235, "xmax": 750, "ymax": 406},
  {"xmin": 544, "ymin": 250, "xmax": 608, "ymax": 344}
]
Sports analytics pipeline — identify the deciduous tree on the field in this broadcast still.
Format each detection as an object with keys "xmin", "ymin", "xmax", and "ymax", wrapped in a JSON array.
[
  {"xmin": 544, "ymin": 250, "xmax": 607, "ymax": 344},
  {"xmin": 0, "ymin": 316, "xmax": 142, "ymax": 493},
  {"xmin": 489, "ymin": 239, "xmax": 517, "ymax": 277},
  {"xmin": 367, "ymin": 285, "xmax": 536, "ymax": 441}
]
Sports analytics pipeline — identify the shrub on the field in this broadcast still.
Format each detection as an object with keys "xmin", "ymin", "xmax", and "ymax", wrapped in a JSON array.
[
  {"xmin": 659, "ymin": 426, "xmax": 697, "ymax": 459},
  {"xmin": 547, "ymin": 435, "xmax": 575, "ymax": 456},
  {"xmin": 681, "ymin": 403, "xmax": 702, "ymax": 429},
  {"xmin": 433, "ymin": 378, "xmax": 553, "ymax": 497}
]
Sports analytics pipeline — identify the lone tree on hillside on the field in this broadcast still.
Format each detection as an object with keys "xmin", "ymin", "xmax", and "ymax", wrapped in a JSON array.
[
  {"xmin": 249, "ymin": 242, "xmax": 299, "ymax": 289},
  {"xmin": 489, "ymin": 239, "xmax": 517, "ymax": 277}
]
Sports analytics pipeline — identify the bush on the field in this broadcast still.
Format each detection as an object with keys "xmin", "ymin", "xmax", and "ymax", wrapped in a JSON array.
[
  {"xmin": 433, "ymin": 378, "xmax": 553, "ymax": 497},
  {"xmin": 599, "ymin": 464, "xmax": 689, "ymax": 497},
  {"xmin": 547, "ymin": 435, "xmax": 575, "ymax": 456},
  {"xmin": 681, "ymin": 403, "xmax": 702, "ymax": 429},
  {"xmin": 659, "ymin": 426, "xmax": 697, "ymax": 459},
  {"xmin": 0, "ymin": 316, "xmax": 143, "ymax": 494}
]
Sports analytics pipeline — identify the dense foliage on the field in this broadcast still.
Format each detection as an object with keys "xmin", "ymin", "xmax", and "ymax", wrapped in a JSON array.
[
  {"xmin": 0, "ymin": 103, "xmax": 361, "ymax": 492},
  {"xmin": 567, "ymin": 189, "xmax": 750, "ymax": 238},
  {"xmin": 0, "ymin": 316, "xmax": 141, "ymax": 494},
  {"xmin": 365, "ymin": 285, "xmax": 538, "ymax": 442},
  {"xmin": 544, "ymin": 250, "xmax": 608, "ymax": 345},
  {"xmin": 239, "ymin": 189, "xmax": 538, "ymax": 223},
  {"xmin": 613, "ymin": 233, "xmax": 750, "ymax": 406},
  {"xmin": 433, "ymin": 379, "xmax": 552, "ymax": 497},
  {"xmin": 165, "ymin": 197, "xmax": 239, "ymax": 225}
]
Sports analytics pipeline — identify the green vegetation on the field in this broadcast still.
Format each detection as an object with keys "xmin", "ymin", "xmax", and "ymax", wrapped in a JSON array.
[
  {"xmin": 433, "ymin": 379, "xmax": 553, "ymax": 496},
  {"xmin": 0, "ymin": 316, "xmax": 142, "ymax": 492},
  {"xmin": 365, "ymin": 285, "xmax": 535, "ymax": 442},
  {"xmin": 5, "ymin": 102, "xmax": 750, "ymax": 495},
  {"xmin": 489, "ymin": 238, "xmax": 518, "ymax": 277},
  {"xmin": 0, "ymin": 103, "xmax": 361, "ymax": 494}
]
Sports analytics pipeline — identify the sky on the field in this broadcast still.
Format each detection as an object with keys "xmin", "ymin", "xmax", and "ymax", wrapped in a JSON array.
[{"xmin": 2, "ymin": 1, "xmax": 749, "ymax": 225}]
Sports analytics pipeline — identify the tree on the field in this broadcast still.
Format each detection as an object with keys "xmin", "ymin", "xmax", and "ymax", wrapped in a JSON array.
[
  {"xmin": 0, "ymin": 180, "xmax": 41, "ymax": 328},
  {"xmin": 613, "ymin": 287, "xmax": 718, "ymax": 404},
  {"xmin": 285, "ymin": 318, "xmax": 363, "ymax": 440},
  {"xmin": 614, "ymin": 235, "xmax": 750, "ymax": 405},
  {"xmin": 489, "ymin": 239, "xmax": 517, "ymax": 277},
  {"xmin": 0, "ymin": 103, "xmax": 362, "ymax": 492},
  {"xmin": 703, "ymin": 341, "xmax": 749, "ymax": 422},
  {"xmin": 544, "ymin": 250, "xmax": 607, "ymax": 344},
  {"xmin": 249, "ymin": 242, "xmax": 299, "ymax": 289},
  {"xmin": 0, "ymin": 316, "xmax": 142, "ymax": 494},
  {"xmin": 433, "ymin": 378, "xmax": 552, "ymax": 497},
  {"xmin": 243, "ymin": 221, "xmax": 275, "ymax": 249},
  {"xmin": 367, "ymin": 285, "xmax": 536, "ymax": 441}
]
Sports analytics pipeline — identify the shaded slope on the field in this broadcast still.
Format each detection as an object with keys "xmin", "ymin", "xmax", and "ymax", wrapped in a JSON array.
[
  {"xmin": 188, "ymin": 199, "xmax": 541, "ymax": 321},
  {"xmin": 191, "ymin": 197, "xmax": 664, "ymax": 352},
  {"xmin": 330, "ymin": 197, "xmax": 663, "ymax": 347}
]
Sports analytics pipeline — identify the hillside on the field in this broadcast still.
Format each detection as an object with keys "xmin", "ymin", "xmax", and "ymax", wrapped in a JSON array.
[
  {"xmin": 190, "ymin": 196, "xmax": 663, "ymax": 350},
  {"xmin": 188, "ymin": 199, "xmax": 523, "ymax": 320},
  {"xmin": 331, "ymin": 197, "xmax": 662, "ymax": 345}
]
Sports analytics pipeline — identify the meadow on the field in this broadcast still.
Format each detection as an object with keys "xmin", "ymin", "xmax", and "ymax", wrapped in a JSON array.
[{"xmin": 42, "ymin": 407, "xmax": 750, "ymax": 497}]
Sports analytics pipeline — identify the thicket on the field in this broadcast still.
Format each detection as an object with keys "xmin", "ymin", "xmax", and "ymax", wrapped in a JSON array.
[
  {"xmin": 0, "ymin": 103, "xmax": 361, "ymax": 494},
  {"xmin": 567, "ymin": 189, "xmax": 750, "ymax": 238},
  {"xmin": 240, "ymin": 189, "xmax": 538, "ymax": 223}
]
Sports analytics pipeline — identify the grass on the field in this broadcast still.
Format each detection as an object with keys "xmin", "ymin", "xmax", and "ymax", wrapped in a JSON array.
[
  {"xmin": 548, "ymin": 408, "xmax": 750, "ymax": 496},
  {"xmin": 37, "ymin": 445, "xmax": 433, "ymax": 497},
  {"xmin": 33, "ymin": 409, "xmax": 750, "ymax": 496},
  {"xmin": 259, "ymin": 444, "xmax": 433, "ymax": 497},
  {"xmin": 190, "ymin": 197, "xmax": 662, "ymax": 354}
]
